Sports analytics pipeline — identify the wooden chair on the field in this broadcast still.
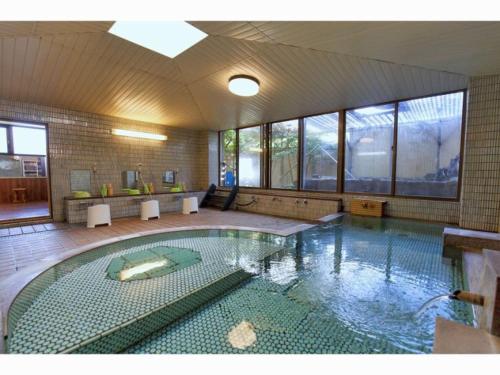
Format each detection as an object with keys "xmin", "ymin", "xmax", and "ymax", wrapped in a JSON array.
[{"xmin": 12, "ymin": 188, "xmax": 27, "ymax": 203}]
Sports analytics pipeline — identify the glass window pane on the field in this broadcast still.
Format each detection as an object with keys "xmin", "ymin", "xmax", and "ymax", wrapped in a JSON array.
[
  {"xmin": 0, "ymin": 127, "xmax": 7, "ymax": 153},
  {"xmin": 271, "ymin": 120, "xmax": 299, "ymax": 189},
  {"xmin": 396, "ymin": 92, "xmax": 463, "ymax": 198},
  {"xmin": 219, "ymin": 130, "xmax": 237, "ymax": 187},
  {"xmin": 303, "ymin": 113, "xmax": 339, "ymax": 191},
  {"xmin": 344, "ymin": 104, "xmax": 395, "ymax": 194},
  {"xmin": 238, "ymin": 126, "xmax": 262, "ymax": 187},
  {"xmin": 12, "ymin": 126, "xmax": 47, "ymax": 155}
]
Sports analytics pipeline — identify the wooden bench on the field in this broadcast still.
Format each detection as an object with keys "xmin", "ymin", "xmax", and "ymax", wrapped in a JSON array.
[{"xmin": 351, "ymin": 198, "xmax": 387, "ymax": 217}]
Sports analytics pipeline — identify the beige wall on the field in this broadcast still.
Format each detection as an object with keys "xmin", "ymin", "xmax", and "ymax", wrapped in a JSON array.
[
  {"xmin": 460, "ymin": 76, "xmax": 500, "ymax": 232},
  {"xmin": 231, "ymin": 187, "xmax": 460, "ymax": 224},
  {"xmin": 3, "ymin": 75, "xmax": 499, "ymax": 231},
  {"xmin": 212, "ymin": 77, "xmax": 500, "ymax": 229},
  {"xmin": 0, "ymin": 99, "xmax": 210, "ymax": 221}
]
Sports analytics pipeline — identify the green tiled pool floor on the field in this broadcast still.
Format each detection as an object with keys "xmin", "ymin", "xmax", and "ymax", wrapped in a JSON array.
[
  {"xmin": 7, "ymin": 216, "xmax": 474, "ymax": 354},
  {"xmin": 128, "ymin": 216, "xmax": 473, "ymax": 354},
  {"xmin": 127, "ymin": 277, "xmax": 410, "ymax": 354},
  {"xmin": 7, "ymin": 234, "xmax": 289, "ymax": 353}
]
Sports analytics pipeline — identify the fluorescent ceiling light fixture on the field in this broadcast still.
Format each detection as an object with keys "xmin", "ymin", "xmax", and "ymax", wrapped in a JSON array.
[
  {"xmin": 108, "ymin": 21, "xmax": 207, "ymax": 58},
  {"xmin": 228, "ymin": 75, "xmax": 260, "ymax": 97},
  {"xmin": 354, "ymin": 107, "xmax": 392, "ymax": 115},
  {"xmin": 112, "ymin": 129, "xmax": 167, "ymax": 141},
  {"xmin": 119, "ymin": 260, "xmax": 168, "ymax": 281}
]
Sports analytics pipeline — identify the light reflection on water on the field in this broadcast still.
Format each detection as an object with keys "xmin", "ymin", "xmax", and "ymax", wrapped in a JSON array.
[{"xmin": 233, "ymin": 215, "xmax": 472, "ymax": 352}]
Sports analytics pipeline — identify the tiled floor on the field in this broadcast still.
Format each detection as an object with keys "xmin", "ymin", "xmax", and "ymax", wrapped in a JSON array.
[
  {"xmin": 0, "ymin": 201, "xmax": 50, "ymax": 221},
  {"xmin": 0, "ymin": 222, "xmax": 66, "ymax": 237},
  {"xmin": 0, "ymin": 208, "xmax": 308, "ymax": 282}
]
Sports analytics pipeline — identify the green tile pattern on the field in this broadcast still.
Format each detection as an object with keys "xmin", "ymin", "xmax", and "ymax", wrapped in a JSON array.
[
  {"xmin": 7, "ymin": 217, "xmax": 474, "ymax": 354},
  {"xmin": 128, "ymin": 216, "xmax": 474, "ymax": 354},
  {"xmin": 6, "ymin": 229, "xmax": 285, "ymax": 343},
  {"xmin": 7, "ymin": 232, "xmax": 288, "ymax": 353},
  {"xmin": 106, "ymin": 247, "xmax": 201, "ymax": 282}
]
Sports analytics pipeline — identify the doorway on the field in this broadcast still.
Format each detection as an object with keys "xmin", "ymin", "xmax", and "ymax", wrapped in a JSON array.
[{"xmin": 0, "ymin": 120, "xmax": 51, "ymax": 223}]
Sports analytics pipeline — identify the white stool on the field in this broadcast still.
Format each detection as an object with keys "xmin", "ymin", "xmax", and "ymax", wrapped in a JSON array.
[
  {"xmin": 141, "ymin": 200, "xmax": 160, "ymax": 220},
  {"xmin": 182, "ymin": 197, "xmax": 199, "ymax": 214},
  {"xmin": 87, "ymin": 204, "xmax": 111, "ymax": 228}
]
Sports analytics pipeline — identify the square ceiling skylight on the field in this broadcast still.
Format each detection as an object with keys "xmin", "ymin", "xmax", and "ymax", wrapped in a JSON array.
[{"xmin": 108, "ymin": 21, "xmax": 207, "ymax": 58}]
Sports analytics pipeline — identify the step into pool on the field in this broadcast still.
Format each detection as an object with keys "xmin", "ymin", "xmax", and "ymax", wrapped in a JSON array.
[{"xmin": 6, "ymin": 215, "xmax": 473, "ymax": 354}]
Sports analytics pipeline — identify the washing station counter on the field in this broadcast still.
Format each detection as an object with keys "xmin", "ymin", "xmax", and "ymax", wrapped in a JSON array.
[{"xmin": 64, "ymin": 191, "xmax": 206, "ymax": 224}]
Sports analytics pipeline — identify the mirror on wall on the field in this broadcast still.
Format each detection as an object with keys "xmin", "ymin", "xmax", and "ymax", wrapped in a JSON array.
[
  {"xmin": 70, "ymin": 170, "xmax": 91, "ymax": 192},
  {"xmin": 122, "ymin": 170, "xmax": 139, "ymax": 189},
  {"xmin": 163, "ymin": 170, "xmax": 176, "ymax": 185}
]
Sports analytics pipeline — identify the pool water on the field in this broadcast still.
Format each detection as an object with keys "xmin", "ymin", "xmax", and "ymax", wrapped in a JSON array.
[
  {"xmin": 127, "ymin": 215, "xmax": 472, "ymax": 354},
  {"xmin": 7, "ymin": 215, "xmax": 473, "ymax": 354}
]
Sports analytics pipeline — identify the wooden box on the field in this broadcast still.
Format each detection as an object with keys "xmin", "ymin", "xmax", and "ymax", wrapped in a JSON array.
[{"xmin": 350, "ymin": 198, "xmax": 387, "ymax": 217}]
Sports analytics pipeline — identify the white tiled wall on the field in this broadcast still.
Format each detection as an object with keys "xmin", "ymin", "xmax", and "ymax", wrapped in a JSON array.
[
  {"xmin": 460, "ymin": 76, "xmax": 500, "ymax": 232},
  {"xmin": 0, "ymin": 99, "xmax": 209, "ymax": 221}
]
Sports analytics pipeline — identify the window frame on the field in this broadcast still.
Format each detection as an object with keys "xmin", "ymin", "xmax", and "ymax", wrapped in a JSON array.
[
  {"xmin": 343, "ymin": 102, "xmax": 397, "ymax": 196},
  {"xmin": 300, "ymin": 112, "xmax": 340, "ymax": 193},
  {"xmin": 0, "ymin": 118, "xmax": 53, "ymax": 223},
  {"xmin": 217, "ymin": 89, "xmax": 466, "ymax": 202},
  {"xmin": 269, "ymin": 119, "xmax": 301, "ymax": 191},
  {"xmin": 392, "ymin": 93, "xmax": 465, "ymax": 199},
  {"xmin": 0, "ymin": 124, "xmax": 9, "ymax": 155},
  {"xmin": 0, "ymin": 120, "xmax": 49, "ymax": 157},
  {"xmin": 236, "ymin": 124, "xmax": 265, "ymax": 188},
  {"xmin": 218, "ymin": 129, "xmax": 237, "ymax": 187}
]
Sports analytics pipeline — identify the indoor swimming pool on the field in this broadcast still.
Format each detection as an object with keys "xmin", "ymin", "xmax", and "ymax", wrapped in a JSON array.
[{"xmin": 6, "ymin": 215, "xmax": 473, "ymax": 354}]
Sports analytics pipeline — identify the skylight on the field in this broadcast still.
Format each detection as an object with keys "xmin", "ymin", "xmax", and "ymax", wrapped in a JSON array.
[{"xmin": 108, "ymin": 21, "xmax": 207, "ymax": 58}]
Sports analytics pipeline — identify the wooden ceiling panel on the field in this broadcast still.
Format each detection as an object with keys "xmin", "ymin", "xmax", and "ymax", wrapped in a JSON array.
[
  {"xmin": 225, "ymin": 21, "xmax": 500, "ymax": 76},
  {"xmin": 188, "ymin": 42, "xmax": 467, "ymax": 130},
  {"xmin": 0, "ymin": 21, "xmax": 484, "ymax": 129},
  {"xmin": 0, "ymin": 21, "xmax": 112, "ymax": 37},
  {"xmin": 175, "ymin": 35, "xmax": 264, "ymax": 83},
  {"xmin": 189, "ymin": 21, "xmax": 271, "ymax": 43}
]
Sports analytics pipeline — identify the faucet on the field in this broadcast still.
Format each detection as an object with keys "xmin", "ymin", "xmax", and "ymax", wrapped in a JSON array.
[{"xmin": 450, "ymin": 290, "xmax": 484, "ymax": 306}]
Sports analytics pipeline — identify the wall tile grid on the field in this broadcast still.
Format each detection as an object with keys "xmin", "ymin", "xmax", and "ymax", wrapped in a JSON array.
[
  {"xmin": 234, "ymin": 192, "xmax": 341, "ymax": 221},
  {"xmin": 3, "ymin": 74, "xmax": 500, "ymax": 229},
  {"xmin": 460, "ymin": 76, "xmax": 500, "ymax": 232},
  {"xmin": 0, "ymin": 99, "xmax": 210, "ymax": 221},
  {"xmin": 233, "ymin": 189, "xmax": 460, "ymax": 224}
]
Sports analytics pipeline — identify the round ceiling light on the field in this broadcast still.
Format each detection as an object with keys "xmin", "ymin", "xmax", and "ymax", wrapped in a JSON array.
[{"xmin": 228, "ymin": 75, "xmax": 260, "ymax": 97}]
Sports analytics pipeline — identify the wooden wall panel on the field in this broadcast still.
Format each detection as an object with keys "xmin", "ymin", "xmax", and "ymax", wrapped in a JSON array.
[{"xmin": 0, "ymin": 178, "xmax": 49, "ymax": 203}]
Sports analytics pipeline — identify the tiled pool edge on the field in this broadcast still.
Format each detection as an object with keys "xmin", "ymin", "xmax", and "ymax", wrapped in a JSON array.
[
  {"xmin": 443, "ymin": 227, "xmax": 500, "ymax": 253},
  {"xmin": 0, "ymin": 222, "xmax": 319, "ymax": 353}
]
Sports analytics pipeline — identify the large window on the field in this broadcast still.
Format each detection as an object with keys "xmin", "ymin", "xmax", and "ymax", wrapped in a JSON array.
[
  {"xmin": 238, "ymin": 126, "xmax": 262, "ymax": 187},
  {"xmin": 0, "ymin": 127, "xmax": 7, "ymax": 153},
  {"xmin": 219, "ymin": 130, "xmax": 236, "ymax": 187},
  {"xmin": 396, "ymin": 92, "xmax": 464, "ymax": 198},
  {"xmin": 218, "ymin": 90, "xmax": 465, "ymax": 200},
  {"xmin": 302, "ymin": 113, "xmax": 339, "ymax": 191},
  {"xmin": 12, "ymin": 125, "xmax": 47, "ymax": 155},
  {"xmin": 344, "ymin": 104, "xmax": 395, "ymax": 194},
  {"xmin": 271, "ymin": 120, "xmax": 299, "ymax": 189}
]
